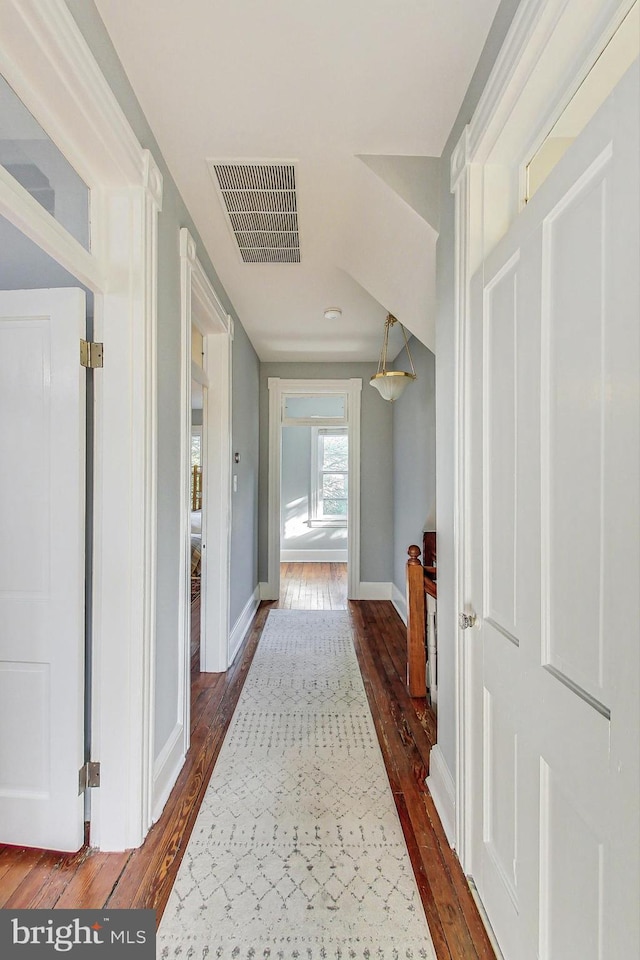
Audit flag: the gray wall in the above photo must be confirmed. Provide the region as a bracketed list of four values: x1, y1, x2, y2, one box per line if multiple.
[259, 363, 393, 584]
[434, 0, 523, 777]
[392, 338, 436, 596]
[65, 1, 261, 762]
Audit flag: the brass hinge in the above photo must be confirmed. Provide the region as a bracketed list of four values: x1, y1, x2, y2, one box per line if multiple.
[80, 339, 104, 369]
[79, 761, 101, 794]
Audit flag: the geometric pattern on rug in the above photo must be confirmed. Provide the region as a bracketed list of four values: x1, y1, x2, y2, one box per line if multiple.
[158, 610, 436, 959]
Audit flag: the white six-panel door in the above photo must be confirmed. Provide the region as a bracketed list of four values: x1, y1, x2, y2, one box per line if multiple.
[467, 62, 639, 959]
[0, 288, 86, 852]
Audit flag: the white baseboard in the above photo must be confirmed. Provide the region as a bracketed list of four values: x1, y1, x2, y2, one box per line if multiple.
[426, 744, 456, 848]
[259, 581, 276, 600]
[392, 582, 407, 624]
[151, 722, 186, 824]
[280, 549, 348, 562]
[358, 581, 393, 600]
[229, 585, 260, 664]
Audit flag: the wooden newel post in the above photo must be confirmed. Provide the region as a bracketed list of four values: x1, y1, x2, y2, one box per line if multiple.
[406, 545, 427, 697]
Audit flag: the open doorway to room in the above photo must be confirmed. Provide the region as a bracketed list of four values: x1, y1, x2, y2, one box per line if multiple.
[179, 228, 232, 763]
[280, 398, 348, 608]
[189, 370, 205, 673]
[267, 378, 361, 605]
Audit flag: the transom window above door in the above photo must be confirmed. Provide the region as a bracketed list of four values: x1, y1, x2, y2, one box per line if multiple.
[283, 393, 346, 424]
[0, 74, 90, 250]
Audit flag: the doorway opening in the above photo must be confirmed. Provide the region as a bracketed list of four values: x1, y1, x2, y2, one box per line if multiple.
[280, 397, 349, 608]
[267, 378, 361, 603]
[190, 372, 205, 673]
[178, 229, 233, 782]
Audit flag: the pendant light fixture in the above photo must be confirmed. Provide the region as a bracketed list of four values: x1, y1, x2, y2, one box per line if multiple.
[370, 313, 416, 401]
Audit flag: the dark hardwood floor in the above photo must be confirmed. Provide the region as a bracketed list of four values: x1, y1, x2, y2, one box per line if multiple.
[279, 560, 347, 608]
[0, 564, 495, 960]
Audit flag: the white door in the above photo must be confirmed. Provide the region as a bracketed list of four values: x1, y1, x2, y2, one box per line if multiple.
[466, 62, 639, 959]
[0, 288, 87, 852]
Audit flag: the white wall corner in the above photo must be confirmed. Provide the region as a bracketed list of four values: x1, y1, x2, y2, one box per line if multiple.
[392, 582, 408, 624]
[358, 582, 393, 601]
[229, 586, 260, 663]
[426, 744, 457, 849]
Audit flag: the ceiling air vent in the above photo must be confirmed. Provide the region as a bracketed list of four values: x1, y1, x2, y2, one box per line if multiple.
[210, 162, 300, 263]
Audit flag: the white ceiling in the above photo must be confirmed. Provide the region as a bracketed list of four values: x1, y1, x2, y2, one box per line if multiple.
[95, 0, 501, 360]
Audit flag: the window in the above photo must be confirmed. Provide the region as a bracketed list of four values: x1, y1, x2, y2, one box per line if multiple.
[311, 428, 348, 525]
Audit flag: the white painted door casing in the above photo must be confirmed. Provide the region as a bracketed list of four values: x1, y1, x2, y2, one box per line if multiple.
[467, 62, 639, 959]
[0, 288, 87, 852]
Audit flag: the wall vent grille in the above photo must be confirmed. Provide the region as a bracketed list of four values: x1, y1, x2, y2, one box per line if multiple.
[211, 162, 300, 263]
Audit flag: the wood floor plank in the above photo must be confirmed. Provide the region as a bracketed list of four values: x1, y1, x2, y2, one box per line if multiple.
[55, 852, 131, 910]
[0, 847, 52, 908]
[3, 850, 67, 909]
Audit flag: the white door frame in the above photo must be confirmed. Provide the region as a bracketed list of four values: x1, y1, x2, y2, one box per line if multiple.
[266, 378, 362, 601]
[449, 0, 636, 872]
[0, 0, 162, 849]
[179, 229, 233, 684]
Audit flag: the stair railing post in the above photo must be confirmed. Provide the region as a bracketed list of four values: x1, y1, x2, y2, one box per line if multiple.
[406, 545, 427, 697]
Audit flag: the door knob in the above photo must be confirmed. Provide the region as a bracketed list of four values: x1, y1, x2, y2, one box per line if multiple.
[459, 612, 477, 630]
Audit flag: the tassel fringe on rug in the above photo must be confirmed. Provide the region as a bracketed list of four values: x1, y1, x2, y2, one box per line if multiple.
[158, 610, 436, 959]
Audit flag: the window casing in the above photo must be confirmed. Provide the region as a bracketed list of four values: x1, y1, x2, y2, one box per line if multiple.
[310, 427, 348, 526]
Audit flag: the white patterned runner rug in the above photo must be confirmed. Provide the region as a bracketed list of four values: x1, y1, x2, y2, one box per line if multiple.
[158, 609, 436, 959]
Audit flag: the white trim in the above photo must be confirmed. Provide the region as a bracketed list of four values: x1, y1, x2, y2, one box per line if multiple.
[468, 881, 507, 960]
[179, 228, 233, 688]
[392, 582, 408, 625]
[228, 587, 260, 665]
[426, 745, 456, 849]
[449, 0, 632, 884]
[310, 425, 349, 524]
[267, 379, 362, 601]
[151, 722, 185, 825]
[0, 0, 162, 850]
[358, 582, 393, 601]
[259, 582, 272, 601]
[280, 549, 348, 563]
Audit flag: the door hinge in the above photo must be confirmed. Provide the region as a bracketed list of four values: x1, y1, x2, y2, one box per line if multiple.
[79, 761, 101, 794]
[80, 339, 104, 369]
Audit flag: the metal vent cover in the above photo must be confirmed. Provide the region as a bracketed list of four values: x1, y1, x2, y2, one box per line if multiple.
[210, 162, 300, 263]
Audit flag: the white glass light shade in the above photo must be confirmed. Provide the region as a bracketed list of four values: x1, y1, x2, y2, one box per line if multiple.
[369, 371, 415, 402]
